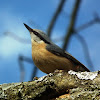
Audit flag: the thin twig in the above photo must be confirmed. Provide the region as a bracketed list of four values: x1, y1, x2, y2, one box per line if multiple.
[18, 56, 25, 82]
[74, 33, 94, 71]
[29, 20, 46, 31]
[31, 66, 38, 81]
[20, 55, 38, 80]
[62, 0, 81, 50]
[4, 31, 31, 44]
[75, 14, 100, 32]
[47, 0, 66, 37]
[18, 55, 35, 82]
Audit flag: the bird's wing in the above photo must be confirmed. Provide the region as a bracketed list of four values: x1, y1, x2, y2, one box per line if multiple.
[46, 44, 90, 72]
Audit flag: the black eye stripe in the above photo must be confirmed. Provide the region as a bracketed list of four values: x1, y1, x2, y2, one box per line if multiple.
[32, 30, 38, 35]
[32, 30, 50, 44]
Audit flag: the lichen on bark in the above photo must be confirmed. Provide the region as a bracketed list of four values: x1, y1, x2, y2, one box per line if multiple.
[0, 70, 100, 100]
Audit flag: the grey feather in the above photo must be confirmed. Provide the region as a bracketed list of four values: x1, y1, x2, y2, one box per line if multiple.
[46, 43, 90, 72]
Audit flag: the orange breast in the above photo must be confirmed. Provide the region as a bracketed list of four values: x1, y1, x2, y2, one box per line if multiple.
[31, 41, 76, 73]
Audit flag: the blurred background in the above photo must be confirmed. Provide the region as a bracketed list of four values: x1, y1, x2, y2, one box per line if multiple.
[0, 0, 100, 84]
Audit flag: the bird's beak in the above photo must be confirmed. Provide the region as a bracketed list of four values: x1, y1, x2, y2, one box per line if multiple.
[24, 23, 33, 32]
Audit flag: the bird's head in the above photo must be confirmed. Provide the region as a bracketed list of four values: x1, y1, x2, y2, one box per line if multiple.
[24, 23, 51, 44]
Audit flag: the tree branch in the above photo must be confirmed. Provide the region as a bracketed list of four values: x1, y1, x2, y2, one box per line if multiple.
[18, 55, 37, 82]
[75, 13, 100, 32]
[47, 0, 66, 37]
[62, 0, 81, 50]
[1, 71, 100, 100]
[4, 31, 30, 44]
[74, 33, 94, 70]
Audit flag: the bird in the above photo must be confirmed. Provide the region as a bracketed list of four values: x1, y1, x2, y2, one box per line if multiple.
[24, 23, 90, 74]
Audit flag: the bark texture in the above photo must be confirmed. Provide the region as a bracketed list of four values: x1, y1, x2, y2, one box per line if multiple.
[0, 70, 100, 100]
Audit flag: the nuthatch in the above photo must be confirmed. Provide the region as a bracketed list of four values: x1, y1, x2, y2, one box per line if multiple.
[24, 23, 90, 73]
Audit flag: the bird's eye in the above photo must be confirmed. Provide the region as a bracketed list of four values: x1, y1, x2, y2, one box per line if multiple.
[33, 31, 38, 35]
